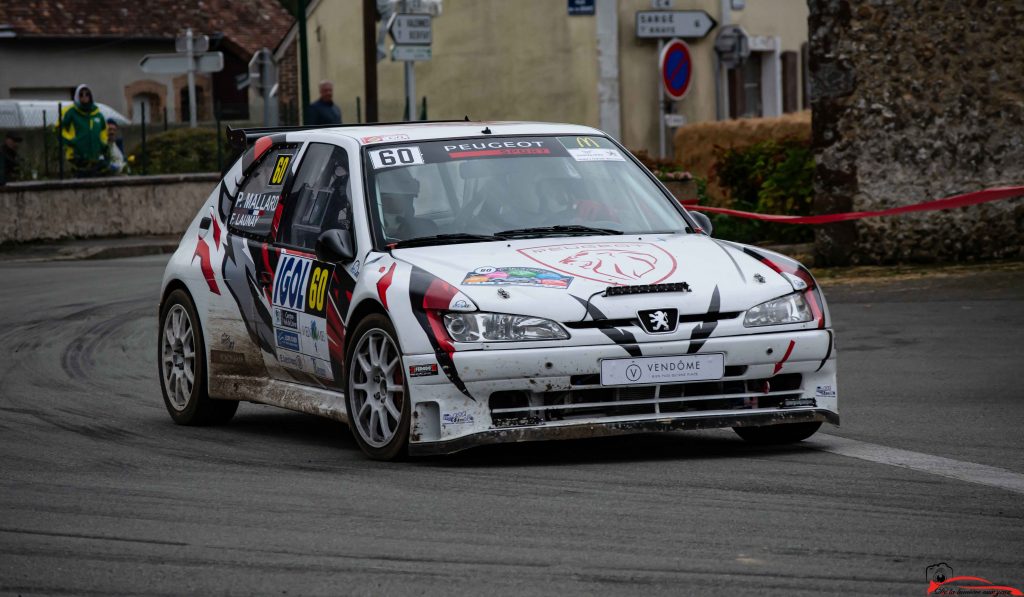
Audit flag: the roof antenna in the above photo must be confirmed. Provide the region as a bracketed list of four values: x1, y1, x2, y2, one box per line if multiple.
[481, 126, 492, 135]
[464, 115, 470, 121]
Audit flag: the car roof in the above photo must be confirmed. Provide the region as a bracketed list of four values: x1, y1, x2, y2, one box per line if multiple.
[299, 121, 608, 145]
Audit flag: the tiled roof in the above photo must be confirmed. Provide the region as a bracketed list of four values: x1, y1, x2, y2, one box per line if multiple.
[0, 0, 294, 54]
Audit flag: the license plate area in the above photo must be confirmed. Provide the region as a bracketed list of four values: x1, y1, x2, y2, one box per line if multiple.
[600, 353, 725, 386]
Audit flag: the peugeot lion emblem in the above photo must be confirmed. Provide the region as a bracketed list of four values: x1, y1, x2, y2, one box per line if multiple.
[637, 308, 679, 334]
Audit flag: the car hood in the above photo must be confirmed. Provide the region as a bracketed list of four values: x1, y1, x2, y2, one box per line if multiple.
[392, 234, 799, 322]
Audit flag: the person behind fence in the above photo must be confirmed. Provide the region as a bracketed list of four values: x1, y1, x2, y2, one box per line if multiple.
[307, 80, 342, 125]
[59, 84, 109, 177]
[1, 132, 23, 185]
[106, 118, 126, 174]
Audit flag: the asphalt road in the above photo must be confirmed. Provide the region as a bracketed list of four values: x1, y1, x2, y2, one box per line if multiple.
[1, 255, 1022, 596]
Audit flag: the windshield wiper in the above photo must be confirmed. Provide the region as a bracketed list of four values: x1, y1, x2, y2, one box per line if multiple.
[495, 225, 623, 238]
[388, 233, 501, 249]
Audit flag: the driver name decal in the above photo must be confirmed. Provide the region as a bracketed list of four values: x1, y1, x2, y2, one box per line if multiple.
[518, 242, 678, 286]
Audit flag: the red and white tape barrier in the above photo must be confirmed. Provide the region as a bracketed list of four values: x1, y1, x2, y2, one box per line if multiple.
[687, 186, 1024, 224]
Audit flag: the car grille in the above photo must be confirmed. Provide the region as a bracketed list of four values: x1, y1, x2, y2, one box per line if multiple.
[488, 374, 810, 428]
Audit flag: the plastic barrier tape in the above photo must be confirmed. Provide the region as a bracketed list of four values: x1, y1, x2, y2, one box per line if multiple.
[688, 186, 1024, 224]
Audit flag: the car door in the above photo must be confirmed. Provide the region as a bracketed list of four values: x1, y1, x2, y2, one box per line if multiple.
[262, 142, 356, 390]
[221, 142, 300, 376]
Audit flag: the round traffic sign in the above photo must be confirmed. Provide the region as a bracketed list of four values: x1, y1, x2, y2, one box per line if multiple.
[660, 39, 693, 101]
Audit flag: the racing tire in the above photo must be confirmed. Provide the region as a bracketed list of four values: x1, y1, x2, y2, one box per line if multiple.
[158, 289, 238, 426]
[733, 422, 822, 444]
[345, 314, 411, 461]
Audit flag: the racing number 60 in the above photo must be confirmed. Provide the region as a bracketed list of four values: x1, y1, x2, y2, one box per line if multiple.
[307, 267, 328, 313]
[370, 146, 424, 169]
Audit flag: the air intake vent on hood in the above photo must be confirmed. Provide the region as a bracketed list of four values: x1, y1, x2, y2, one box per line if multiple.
[604, 282, 691, 297]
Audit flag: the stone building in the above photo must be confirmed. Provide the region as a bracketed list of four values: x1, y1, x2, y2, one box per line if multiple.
[282, 0, 810, 154]
[809, 0, 1024, 264]
[0, 0, 293, 123]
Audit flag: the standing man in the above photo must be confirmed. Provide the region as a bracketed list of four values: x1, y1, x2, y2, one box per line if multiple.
[307, 80, 342, 125]
[1, 132, 23, 185]
[59, 84, 109, 177]
[106, 118, 126, 174]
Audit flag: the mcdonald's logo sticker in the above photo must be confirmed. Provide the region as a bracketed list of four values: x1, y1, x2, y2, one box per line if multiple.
[576, 137, 601, 148]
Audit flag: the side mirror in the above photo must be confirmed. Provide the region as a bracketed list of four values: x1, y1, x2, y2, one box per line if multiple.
[316, 228, 355, 262]
[690, 211, 713, 236]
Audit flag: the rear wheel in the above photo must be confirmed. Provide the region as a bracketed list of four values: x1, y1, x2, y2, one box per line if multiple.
[159, 289, 238, 425]
[345, 314, 410, 461]
[733, 422, 821, 444]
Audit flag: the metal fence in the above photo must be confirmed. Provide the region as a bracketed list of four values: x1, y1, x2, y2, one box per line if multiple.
[2, 96, 428, 185]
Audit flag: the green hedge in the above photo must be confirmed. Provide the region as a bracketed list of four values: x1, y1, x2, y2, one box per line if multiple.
[707, 138, 814, 245]
[127, 128, 232, 175]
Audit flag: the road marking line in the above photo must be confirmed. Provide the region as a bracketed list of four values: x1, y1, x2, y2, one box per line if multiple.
[810, 434, 1024, 495]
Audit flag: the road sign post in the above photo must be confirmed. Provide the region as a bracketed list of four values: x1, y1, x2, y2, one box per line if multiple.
[636, 10, 716, 39]
[656, 39, 693, 158]
[139, 28, 224, 127]
[388, 11, 433, 122]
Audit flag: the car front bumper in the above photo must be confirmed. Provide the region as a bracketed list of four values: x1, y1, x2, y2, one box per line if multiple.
[405, 328, 838, 455]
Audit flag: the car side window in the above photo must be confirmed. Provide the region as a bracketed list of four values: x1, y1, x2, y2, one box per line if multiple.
[278, 143, 352, 252]
[229, 145, 297, 239]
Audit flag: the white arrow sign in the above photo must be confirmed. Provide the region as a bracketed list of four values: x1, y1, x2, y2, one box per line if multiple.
[140, 52, 224, 74]
[636, 10, 717, 39]
[389, 14, 432, 45]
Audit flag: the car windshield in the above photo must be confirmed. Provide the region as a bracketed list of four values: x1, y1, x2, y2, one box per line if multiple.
[362, 135, 690, 246]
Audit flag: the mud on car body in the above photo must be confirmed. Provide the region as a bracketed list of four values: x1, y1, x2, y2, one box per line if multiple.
[158, 120, 838, 460]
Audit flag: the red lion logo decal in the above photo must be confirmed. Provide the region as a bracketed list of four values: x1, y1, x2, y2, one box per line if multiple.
[559, 249, 658, 283]
[518, 242, 677, 286]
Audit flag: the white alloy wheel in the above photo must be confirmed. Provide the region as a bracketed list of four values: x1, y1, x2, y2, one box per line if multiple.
[162, 304, 196, 412]
[349, 329, 405, 448]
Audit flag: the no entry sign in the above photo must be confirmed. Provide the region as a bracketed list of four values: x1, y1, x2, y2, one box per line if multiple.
[660, 39, 693, 100]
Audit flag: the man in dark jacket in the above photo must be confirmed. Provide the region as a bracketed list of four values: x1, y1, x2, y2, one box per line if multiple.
[307, 80, 342, 125]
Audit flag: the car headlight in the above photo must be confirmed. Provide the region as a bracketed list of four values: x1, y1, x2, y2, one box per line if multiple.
[443, 312, 569, 342]
[743, 292, 813, 327]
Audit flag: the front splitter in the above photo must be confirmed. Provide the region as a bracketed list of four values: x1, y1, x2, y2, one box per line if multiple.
[408, 408, 839, 456]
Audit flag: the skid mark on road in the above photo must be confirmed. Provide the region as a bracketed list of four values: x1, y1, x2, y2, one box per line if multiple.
[810, 434, 1024, 495]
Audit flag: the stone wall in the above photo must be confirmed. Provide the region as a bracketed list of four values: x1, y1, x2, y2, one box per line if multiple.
[0, 174, 218, 243]
[809, 0, 1024, 265]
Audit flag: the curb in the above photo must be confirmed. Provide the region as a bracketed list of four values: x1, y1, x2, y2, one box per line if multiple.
[0, 240, 179, 263]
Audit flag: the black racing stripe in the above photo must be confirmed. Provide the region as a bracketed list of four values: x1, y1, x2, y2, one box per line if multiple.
[571, 294, 607, 320]
[687, 285, 721, 354]
[217, 180, 236, 222]
[601, 328, 642, 357]
[571, 296, 641, 356]
[817, 329, 834, 372]
[244, 268, 276, 353]
[408, 266, 473, 400]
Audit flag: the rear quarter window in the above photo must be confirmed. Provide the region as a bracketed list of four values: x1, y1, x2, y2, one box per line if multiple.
[229, 145, 297, 238]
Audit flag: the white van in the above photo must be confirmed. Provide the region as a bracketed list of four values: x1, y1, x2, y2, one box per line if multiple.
[0, 100, 130, 129]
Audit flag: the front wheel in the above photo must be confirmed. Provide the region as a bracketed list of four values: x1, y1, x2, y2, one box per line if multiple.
[733, 421, 821, 444]
[345, 314, 411, 461]
[159, 289, 238, 425]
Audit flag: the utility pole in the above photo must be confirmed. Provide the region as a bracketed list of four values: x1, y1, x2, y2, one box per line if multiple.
[185, 28, 198, 127]
[363, 0, 379, 122]
[297, 0, 311, 124]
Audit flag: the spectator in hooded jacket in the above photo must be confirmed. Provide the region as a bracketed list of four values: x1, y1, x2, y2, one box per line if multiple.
[59, 84, 109, 177]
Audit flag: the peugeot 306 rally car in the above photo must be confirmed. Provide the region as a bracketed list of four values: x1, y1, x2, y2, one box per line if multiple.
[158, 120, 838, 460]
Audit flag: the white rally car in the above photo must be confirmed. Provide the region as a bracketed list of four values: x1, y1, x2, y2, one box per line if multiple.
[158, 121, 838, 460]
